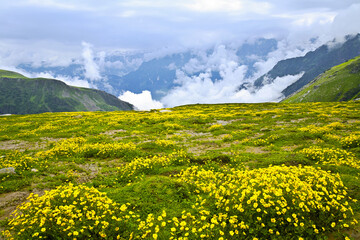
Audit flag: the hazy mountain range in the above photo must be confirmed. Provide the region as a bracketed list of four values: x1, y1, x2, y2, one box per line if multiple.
[5, 33, 360, 110]
[17, 38, 278, 100]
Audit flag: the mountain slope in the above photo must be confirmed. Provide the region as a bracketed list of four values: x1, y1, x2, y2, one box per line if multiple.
[254, 34, 360, 97]
[0, 70, 133, 114]
[283, 55, 360, 103]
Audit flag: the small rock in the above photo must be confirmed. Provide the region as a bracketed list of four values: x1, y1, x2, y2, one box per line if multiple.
[0, 167, 16, 174]
[31, 168, 38, 172]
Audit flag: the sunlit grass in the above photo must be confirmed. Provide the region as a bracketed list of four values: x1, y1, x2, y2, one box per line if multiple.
[1, 101, 360, 239]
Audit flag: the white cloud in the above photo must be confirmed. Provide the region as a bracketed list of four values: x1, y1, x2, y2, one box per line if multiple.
[20, 0, 102, 11]
[119, 10, 137, 18]
[119, 90, 164, 110]
[274, 11, 336, 27]
[81, 42, 101, 81]
[162, 56, 249, 107]
[234, 72, 304, 102]
[0, 39, 79, 67]
[331, 4, 360, 39]
[183, 0, 271, 14]
[161, 68, 304, 107]
[1, 0, 359, 56]
[160, 40, 314, 107]
[26, 0, 79, 10]
[181, 45, 239, 75]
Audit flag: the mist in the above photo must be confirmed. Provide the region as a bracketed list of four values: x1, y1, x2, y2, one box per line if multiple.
[119, 91, 164, 111]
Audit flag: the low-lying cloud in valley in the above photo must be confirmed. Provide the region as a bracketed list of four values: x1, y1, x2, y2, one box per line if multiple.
[119, 91, 164, 110]
[160, 43, 308, 107]
[81, 42, 101, 81]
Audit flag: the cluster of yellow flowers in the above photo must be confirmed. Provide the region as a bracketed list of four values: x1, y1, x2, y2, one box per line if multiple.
[172, 165, 357, 239]
[300, 147, 359, 169]
[2, 183, 136, 240]
[162, 122, 183, 130]
[136, 210, 171, 239]
[3, 164, 357, 240]
[341, 133, 360, 148]
[251, 109, 285, 117]
[253, 135, 279, 146]
[221, 134, 233, 142]
[14, 129, 38, 138]
[209, 124, 223, 131]
[154, 139, 176, 148]
[35, 123, 58, 132]
[117, 155, 171, 182]
[323, 133, 342, 141]
[299, 122, 346, 135]
[0, 151, 43, 174]
[117, 150, 190, 182]
[36, 137, 137, 159]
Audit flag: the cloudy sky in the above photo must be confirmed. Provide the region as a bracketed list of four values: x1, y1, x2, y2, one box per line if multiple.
[1, 0, 359, 57]
[1, 0, 360, 109]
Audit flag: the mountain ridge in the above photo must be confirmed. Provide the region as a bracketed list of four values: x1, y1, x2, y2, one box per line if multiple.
[254, 34, 360, 97]
[0, 70, 134, 114]
[283, 55, 360, 103]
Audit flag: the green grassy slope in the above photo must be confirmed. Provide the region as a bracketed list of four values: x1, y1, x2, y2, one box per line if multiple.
[0, 102, 360, 239]
[0, 70, 133, 114]
[0, 70, 27, 79]
[283, 55, 360, 103]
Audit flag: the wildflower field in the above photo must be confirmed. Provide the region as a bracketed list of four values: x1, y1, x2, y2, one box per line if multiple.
[0, 101, 360, 239]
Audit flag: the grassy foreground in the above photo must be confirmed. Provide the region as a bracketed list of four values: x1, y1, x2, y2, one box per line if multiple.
[0, 102, 360, 239]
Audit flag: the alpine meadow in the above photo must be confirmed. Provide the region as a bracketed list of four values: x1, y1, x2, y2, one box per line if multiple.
[2, 1, 360, 240]
[1, 101, 360, 239]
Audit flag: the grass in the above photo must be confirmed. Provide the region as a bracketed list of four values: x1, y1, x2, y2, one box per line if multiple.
[0, 101, 360, 239]
[0, 70, 27, 79]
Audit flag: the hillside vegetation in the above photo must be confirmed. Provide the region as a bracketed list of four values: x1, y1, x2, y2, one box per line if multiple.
[1, 102, 360, 239]
[255, 34, 360, 97]
[0, 70, 133, 114]
[284, 55, 360, 103]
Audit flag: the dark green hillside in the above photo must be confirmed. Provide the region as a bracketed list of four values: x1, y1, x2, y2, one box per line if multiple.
[0, 70, 133, 114]
[283, 55, 360, 103]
